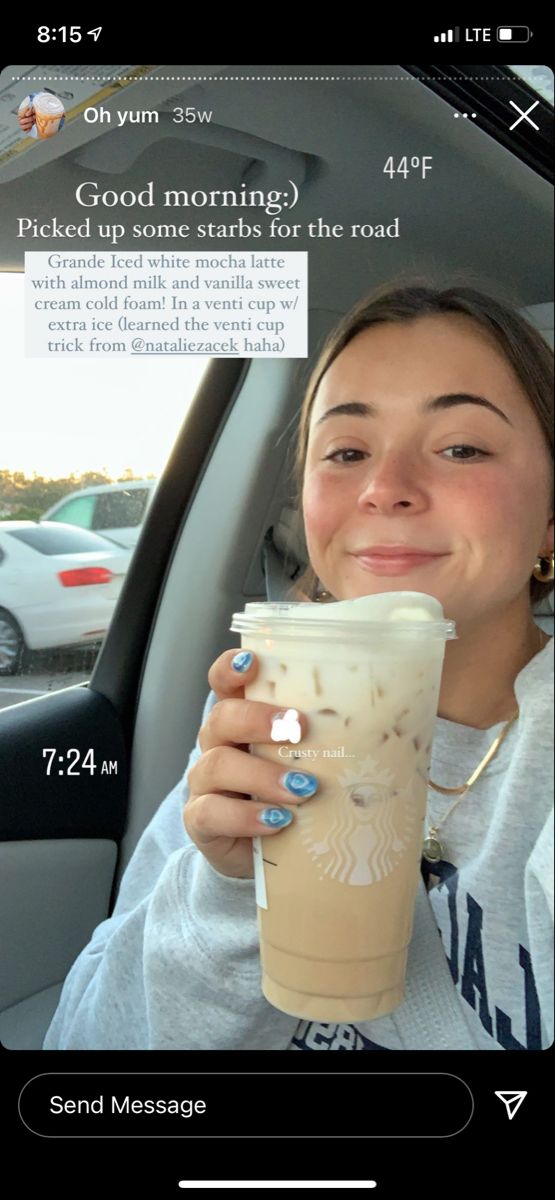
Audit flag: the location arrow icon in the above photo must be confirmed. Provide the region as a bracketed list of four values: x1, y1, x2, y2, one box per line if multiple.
[495, 1091, 527, 1120]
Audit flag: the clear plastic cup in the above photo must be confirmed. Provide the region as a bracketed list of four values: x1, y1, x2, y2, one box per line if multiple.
[230, 591, 456, 1022]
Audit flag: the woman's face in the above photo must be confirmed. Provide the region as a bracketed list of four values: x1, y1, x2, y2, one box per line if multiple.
[302, 314, 553, 627]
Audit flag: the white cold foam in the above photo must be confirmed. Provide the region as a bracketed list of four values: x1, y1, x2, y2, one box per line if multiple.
[19, 92, 64, 115]
[385, 606, 437, 622]
[37, 94, 64, 115]
[306, 592, 442, 622]
[245, 592, 443, 623]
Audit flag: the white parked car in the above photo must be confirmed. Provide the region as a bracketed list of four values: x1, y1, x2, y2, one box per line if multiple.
[0, 521, 131, 674]
[41, 480, 157, 549]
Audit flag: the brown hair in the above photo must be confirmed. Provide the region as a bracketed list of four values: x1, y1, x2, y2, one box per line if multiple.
[291, 280, 554, 607]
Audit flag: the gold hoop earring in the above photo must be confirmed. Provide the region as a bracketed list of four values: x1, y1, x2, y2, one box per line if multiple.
[532, 553, 555, 583]
[313, 579, 334, 602]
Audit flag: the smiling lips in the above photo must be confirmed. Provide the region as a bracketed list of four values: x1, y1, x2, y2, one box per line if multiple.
[351, 546, 448, 576]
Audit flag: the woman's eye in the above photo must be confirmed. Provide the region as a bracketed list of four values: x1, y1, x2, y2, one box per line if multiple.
[322, 448, 368, 465]
[440, 444, 490, 461]
[320, 445, 490, 465]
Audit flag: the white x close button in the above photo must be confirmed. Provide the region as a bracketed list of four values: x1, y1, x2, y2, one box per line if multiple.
[509, 99, 540, 131]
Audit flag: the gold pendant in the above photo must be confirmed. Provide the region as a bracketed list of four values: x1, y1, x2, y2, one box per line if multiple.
[422, 832, 443, 863]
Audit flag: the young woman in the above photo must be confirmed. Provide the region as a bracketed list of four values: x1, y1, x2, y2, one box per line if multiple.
[43, 283, 553, 1051]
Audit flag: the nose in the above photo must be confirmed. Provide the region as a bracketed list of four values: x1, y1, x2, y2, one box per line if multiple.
[356, 449, 429, 515]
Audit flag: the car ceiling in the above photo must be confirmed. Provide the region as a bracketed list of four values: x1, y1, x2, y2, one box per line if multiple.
[1, 64, 552, 310]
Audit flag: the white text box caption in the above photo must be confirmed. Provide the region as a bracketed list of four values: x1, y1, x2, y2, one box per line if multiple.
[25, 250, 308, 358]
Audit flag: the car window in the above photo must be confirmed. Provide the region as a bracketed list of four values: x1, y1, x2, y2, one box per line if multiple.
[5, 526, 120, 555]
[48, 495, 96, 529]
[0, 271, 209, 706]
[93, 490, 149, 531]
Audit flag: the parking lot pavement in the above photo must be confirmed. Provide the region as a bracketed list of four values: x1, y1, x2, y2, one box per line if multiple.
[0, 649, 99, 710]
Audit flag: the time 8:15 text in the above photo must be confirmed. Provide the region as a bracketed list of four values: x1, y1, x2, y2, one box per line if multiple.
[42, 749, 118, 775]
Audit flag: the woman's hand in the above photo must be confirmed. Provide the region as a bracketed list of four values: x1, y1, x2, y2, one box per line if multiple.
[18, 106, 35, 133]
[184, 650, 314, 879]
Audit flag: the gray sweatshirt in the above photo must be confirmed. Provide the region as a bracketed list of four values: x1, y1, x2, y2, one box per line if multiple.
[43, 640, 553, 1051]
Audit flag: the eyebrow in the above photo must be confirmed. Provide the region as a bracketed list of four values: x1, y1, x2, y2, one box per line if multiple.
[315, 393, 513, 427]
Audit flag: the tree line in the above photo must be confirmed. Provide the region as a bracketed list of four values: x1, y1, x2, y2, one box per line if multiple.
[0, 468, 155, 522]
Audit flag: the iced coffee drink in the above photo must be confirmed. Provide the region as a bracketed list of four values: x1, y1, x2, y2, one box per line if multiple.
[34, 93, 65, 138]
[19, 93, 65, 139]
[230, 592, 455, 1022]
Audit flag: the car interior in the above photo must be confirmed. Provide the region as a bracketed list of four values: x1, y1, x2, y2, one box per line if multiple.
[0, 63, 553, 1049]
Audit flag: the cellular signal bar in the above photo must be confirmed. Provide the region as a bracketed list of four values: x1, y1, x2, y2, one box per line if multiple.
[433, 28, 460, 42]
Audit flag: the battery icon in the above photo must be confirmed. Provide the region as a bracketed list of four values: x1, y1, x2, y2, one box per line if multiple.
[497, 26, 531, 41]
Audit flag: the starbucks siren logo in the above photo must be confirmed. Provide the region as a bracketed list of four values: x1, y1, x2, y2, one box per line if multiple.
[297, 754, 417, 885]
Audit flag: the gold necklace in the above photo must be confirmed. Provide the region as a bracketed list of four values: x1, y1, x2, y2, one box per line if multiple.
[422, 710, 519, 863]
[423, 624, 547, 864]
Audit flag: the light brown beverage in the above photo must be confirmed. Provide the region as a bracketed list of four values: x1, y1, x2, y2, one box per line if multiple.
[230, 592, 455, 1022]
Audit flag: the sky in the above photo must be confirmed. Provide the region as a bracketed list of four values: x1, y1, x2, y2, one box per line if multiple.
[0, 274, 209, 479]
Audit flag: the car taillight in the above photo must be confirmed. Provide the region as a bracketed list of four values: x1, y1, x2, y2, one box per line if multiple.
[58, 567, 114, 587]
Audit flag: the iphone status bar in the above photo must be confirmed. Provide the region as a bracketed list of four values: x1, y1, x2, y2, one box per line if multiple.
[2, 22, 553, 64]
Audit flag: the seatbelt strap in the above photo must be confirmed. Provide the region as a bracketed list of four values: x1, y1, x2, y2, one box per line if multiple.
[261, 526, 302, 601]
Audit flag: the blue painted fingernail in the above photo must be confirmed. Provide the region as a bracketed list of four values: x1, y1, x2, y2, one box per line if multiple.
[231, 650, 253, 672]
[258, 807, 293, 829]
[280, 771, 318, 798]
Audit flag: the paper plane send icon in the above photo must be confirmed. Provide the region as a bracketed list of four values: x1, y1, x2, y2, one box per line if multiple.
[495, 1091, 528, 1120]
